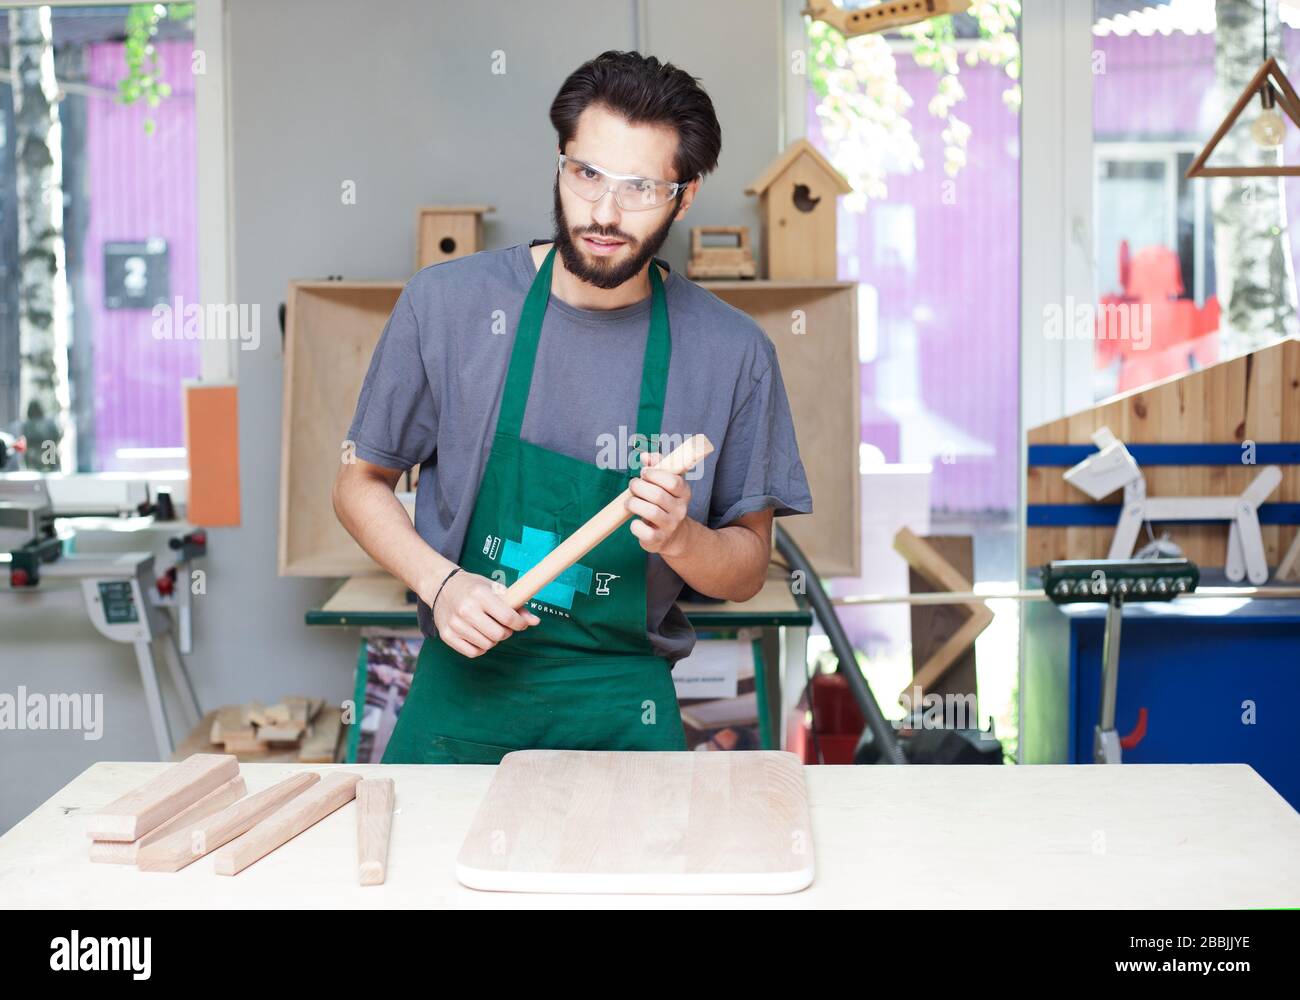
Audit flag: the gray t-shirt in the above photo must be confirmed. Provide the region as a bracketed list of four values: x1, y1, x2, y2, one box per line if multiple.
[346, 240, 813, 665]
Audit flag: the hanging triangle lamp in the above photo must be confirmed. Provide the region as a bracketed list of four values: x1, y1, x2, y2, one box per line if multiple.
[1186, 56, 1300, 178]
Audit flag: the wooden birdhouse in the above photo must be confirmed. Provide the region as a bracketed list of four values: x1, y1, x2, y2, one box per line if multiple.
[745, 139, 851, 280]
[415, 205, 493, 271]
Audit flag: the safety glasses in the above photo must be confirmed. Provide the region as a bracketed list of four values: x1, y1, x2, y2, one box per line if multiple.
[557, 154, 686, 211]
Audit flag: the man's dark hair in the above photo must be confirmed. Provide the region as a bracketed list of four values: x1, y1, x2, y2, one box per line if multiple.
[549, 50, 722, 184]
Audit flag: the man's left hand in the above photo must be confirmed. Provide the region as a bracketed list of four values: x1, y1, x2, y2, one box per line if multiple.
[627, 452, 693, 557]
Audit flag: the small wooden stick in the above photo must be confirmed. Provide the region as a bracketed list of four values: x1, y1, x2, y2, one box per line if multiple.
[90, 775, 247, 865]
[136, 771, 319, 872]
[502, 433, 714, 609]
[213, 772, 362, 876]
[356, 778, 395, 886]
[85, 753, 239, 842]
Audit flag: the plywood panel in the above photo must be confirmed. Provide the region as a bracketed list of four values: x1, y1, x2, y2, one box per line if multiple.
[707, 281, 860, 577]
[1026, 339, 1300, 570]
[280, 281, 408, 577]
[456, 750, 814, 894]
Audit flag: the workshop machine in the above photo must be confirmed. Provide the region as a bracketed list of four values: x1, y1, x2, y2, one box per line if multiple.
[1042, 557, 1200, 764]
[1, 475, 208, 758]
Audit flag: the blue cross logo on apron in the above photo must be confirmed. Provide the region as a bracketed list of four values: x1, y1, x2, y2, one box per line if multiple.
[501, 525, 594, 610]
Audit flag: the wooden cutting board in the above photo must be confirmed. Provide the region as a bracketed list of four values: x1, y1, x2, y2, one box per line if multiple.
[455, 750, 815, 894]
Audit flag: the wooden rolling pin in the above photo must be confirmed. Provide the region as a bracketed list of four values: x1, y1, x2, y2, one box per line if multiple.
[357, 778, 396, 886]
[502, 433, 714, 609]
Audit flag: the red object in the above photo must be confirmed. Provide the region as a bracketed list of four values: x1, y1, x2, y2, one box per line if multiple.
[156, 568, 176, 597]
[1120, 707, 1149, 750]
[10, 568, 30, 587]
[1096, 244, 1219, 391]
[786, 673, 865, 765]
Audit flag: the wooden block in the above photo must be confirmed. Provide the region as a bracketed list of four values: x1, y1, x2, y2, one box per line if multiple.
[184, 381, 241, 527]
[222, 730, 270, 754]
[257, 721, 306, 742]
[298, 707, 343, 764]
[136, 772, 320, 872]
[89, 775, 247, 865]
[243, 701, 268, 727]
[209, 705, 243, 745]
[213, 772, 362, 876]
[357, 778, 396, 886]
[85, 754, 239, 842]
[265, 703, 292, 724]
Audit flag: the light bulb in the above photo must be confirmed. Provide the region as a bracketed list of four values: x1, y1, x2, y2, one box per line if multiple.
[1251, 107, 1286, 148]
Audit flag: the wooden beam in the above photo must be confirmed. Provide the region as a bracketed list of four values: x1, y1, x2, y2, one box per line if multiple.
[904, 605, 995, 704]
[892, 528, 993, 703]
[357, 778, 396, 886]
[136, 772, 319, 872]
[85, 754, 239, 842]
[213, 772, 362, 876]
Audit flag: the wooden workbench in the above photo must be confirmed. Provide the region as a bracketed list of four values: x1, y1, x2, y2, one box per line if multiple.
[2, 761, 1297, 908]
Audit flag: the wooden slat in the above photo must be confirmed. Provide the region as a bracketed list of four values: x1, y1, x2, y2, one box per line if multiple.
[136, 772, 319, 872]
[89, 776, 246, 865]
[84, 754, 239, 842]
[213, 773, 362, 876]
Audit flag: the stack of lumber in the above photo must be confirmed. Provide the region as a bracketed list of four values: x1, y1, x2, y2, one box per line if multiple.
[175, 696, 342, 764]
[84, 754, 395, 885]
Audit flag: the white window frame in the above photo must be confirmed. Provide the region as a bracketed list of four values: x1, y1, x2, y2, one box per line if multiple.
[1095, 140, 1209, 306]
[0, 0, 234, 499]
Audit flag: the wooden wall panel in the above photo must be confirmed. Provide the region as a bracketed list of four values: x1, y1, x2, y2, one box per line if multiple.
[1026, 338, 1300, 571]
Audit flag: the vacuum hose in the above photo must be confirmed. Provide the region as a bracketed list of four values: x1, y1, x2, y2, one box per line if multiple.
[774, 523, 907, 765]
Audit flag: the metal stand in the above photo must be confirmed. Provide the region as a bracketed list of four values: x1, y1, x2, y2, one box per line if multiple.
[1094, 595, 1125, 765]
[39, 552, 204, 760]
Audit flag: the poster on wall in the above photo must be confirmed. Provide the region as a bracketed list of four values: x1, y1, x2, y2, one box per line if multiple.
[103, 238, 169, 309]
[346, 634, 422, 764]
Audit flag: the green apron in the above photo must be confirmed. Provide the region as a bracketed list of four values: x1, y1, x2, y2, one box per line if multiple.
[382, 245, 688, 764]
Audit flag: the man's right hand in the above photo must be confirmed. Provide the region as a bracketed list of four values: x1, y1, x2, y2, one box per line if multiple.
[428, 570, 541, 658]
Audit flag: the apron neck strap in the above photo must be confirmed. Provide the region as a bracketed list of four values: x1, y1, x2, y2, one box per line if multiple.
[497, 244, 671, 450]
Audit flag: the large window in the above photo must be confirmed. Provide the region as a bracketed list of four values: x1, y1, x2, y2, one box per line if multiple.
[1092, 0, 1300, 399]
[1, 4, 198, 474]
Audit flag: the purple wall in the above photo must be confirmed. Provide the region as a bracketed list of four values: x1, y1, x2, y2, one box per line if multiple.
[84, 39, 198, 471]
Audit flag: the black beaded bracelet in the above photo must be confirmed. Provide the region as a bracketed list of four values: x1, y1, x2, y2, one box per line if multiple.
[431, 567, 461, 616]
